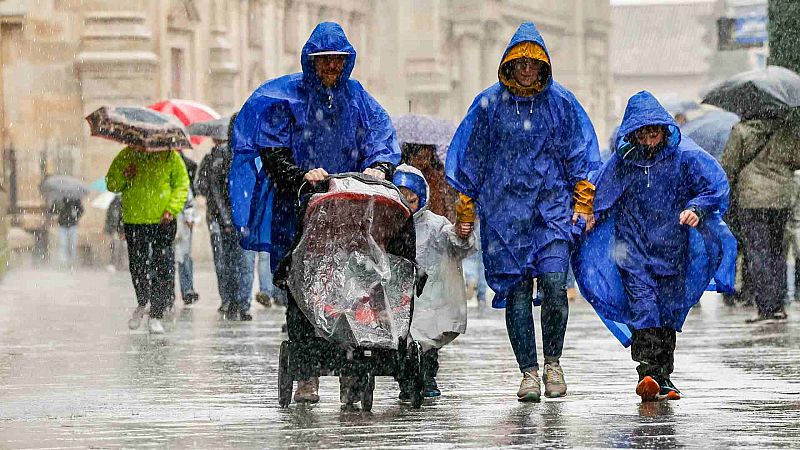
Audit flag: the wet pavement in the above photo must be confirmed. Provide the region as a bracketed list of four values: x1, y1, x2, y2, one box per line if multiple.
[1, 267, 800, 448]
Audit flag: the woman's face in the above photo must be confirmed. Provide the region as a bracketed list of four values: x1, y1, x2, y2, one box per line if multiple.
[511, 58, 544, 87]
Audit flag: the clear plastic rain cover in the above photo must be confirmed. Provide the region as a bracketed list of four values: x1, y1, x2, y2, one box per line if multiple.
[288, 175, 416, 350]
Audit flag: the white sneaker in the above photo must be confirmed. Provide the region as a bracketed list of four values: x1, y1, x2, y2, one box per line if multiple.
[148, 318, 165, 334]
[128, 305, 147, 330]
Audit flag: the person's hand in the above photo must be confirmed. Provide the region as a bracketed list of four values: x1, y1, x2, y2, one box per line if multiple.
[123, 164, 137, 179]
[679, 209, 700, 227]
[572, 211, 596, 232]
[119, 232, 125, 241]
[186, 220, 194, 229]
[160, 210, 175, 224]
[223, 226, 233, 234]
[304, 168, 329, 184]
[363, 168, 385, 180]
[456, 222, 474, 239]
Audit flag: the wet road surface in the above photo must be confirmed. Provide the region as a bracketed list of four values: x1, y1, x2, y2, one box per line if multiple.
[1, 267, 799, 448]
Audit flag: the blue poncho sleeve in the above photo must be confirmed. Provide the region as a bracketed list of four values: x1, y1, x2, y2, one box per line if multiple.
[558, 90, 602, 184]
[353, 84, 402, 169]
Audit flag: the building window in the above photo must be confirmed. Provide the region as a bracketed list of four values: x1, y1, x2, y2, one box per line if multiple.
[171, 48, 184, 99]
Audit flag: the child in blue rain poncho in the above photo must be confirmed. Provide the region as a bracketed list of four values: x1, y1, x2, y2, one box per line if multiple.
[393, 165, 476, 400]
[574, 91, 735, 402]
[229, 22, 401, 405]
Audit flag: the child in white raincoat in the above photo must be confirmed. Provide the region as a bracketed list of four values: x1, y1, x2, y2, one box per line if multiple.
[393, 164, 476, 399]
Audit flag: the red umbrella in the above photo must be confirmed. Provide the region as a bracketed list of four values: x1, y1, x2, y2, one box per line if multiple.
[148, 99, 221, 145]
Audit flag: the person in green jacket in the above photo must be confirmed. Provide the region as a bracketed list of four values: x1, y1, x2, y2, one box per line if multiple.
[106, 146, 189, 334]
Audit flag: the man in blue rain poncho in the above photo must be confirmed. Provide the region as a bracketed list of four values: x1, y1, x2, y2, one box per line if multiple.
[229, 22, 400, 404]
[446, 22, 600, 402]
[574, 91, 735, 402]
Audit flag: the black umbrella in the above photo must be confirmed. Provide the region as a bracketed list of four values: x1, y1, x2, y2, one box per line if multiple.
[186, 116, 232, 141]
[85, 106, 192, 151]
[702, 65, 800, 120]
[41, 175, 89, 201]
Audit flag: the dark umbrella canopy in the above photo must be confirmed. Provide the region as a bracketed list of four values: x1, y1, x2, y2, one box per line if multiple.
[187, 116, 232, 141]
[392, 114, 457, 163]
[41, 175, 89, 201]
[85, 106, 192, 151]
[702, 65, 800, 120]
[683, 109, 740, 160]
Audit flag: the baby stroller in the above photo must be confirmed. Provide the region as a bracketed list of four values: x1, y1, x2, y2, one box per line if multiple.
[278, 173, 428, 410]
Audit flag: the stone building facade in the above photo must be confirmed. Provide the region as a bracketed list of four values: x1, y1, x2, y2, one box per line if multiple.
[0, 0, 612, 263]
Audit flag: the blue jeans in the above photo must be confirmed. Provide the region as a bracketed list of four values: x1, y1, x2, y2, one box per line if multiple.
[57, 226, 78, 266]
[505, 273, 569, 372]
[210, 224, 254, 312]
[177, 257, 194, 300]
[249, 251, 287, 305]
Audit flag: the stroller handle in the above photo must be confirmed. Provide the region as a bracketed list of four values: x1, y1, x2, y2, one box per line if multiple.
[296, 171, 407, 208]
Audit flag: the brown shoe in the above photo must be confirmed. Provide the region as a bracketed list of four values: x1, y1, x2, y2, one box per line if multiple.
[293, 377, 320, 404]
[543, 361, 567, 397]
[255, 292, 272, 308]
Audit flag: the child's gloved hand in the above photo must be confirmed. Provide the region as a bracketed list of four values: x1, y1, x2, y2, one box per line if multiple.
[455, 222, 474, 239]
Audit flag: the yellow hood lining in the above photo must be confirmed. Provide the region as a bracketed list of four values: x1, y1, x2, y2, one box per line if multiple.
[498, 42, 551, 97]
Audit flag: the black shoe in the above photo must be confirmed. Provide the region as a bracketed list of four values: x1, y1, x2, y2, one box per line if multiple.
[225, 304, 239, 321]
[183, 292, 199, 305]
[423, 378, 441, 398]
[398, 384, 412, 402]
[659, 378, 681, 400]
[240, 312, 253, 321]
[747, 310, 789, 323]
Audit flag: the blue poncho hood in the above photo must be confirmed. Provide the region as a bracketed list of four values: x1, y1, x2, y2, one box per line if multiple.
[573, 91, 736, 346]
[228, 22, 400, 268]
[445, 22, 600, 308]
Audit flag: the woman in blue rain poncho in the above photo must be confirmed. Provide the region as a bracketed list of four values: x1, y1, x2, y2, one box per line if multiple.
[446, 22, 600, 402]
[229, 22, 401, 404]
[573, 91, 735, 402]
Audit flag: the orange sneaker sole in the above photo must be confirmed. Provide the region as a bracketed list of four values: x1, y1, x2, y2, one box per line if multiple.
[666, 390, 681, 400]
[636, 376, 660, 402]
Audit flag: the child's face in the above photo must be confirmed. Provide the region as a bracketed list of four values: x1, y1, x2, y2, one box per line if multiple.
[399, 187, 420, 212]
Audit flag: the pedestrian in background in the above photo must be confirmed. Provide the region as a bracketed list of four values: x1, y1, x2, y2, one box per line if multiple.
[103, 194, 127, 272]
[195, 123, 255, 321]
[721, 111, 800, 322]
[106, 146, 189, 334]
[51, 196, 84, 268]
[174, 189, 201, 308]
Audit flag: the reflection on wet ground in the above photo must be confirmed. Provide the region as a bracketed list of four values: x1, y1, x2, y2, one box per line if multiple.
[1, 268, 799, 448]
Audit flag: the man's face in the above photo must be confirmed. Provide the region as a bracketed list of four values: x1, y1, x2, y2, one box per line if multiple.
[634, 125, 665, 148]
[399, 187, 420, 212]
[313, 55, 346, 87]
[511, 58, 544, 87]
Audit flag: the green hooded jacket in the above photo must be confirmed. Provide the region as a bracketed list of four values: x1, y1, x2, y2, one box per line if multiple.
[106, 147, 190, 224]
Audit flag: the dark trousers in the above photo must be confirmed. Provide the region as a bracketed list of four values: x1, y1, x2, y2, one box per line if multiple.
[209, 225, 254, 311]
[505, 273, 569, 372]
[631, 327, 676, 381]
[124, 222, 177, 320]
[286, 291, 330, 380]
[738, 208, 789, 315]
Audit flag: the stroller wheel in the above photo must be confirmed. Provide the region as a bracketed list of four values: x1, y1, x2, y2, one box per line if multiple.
[408, 341, 424, 409]
[278, 341, 293, 408]
[361, 374, 375, 412]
